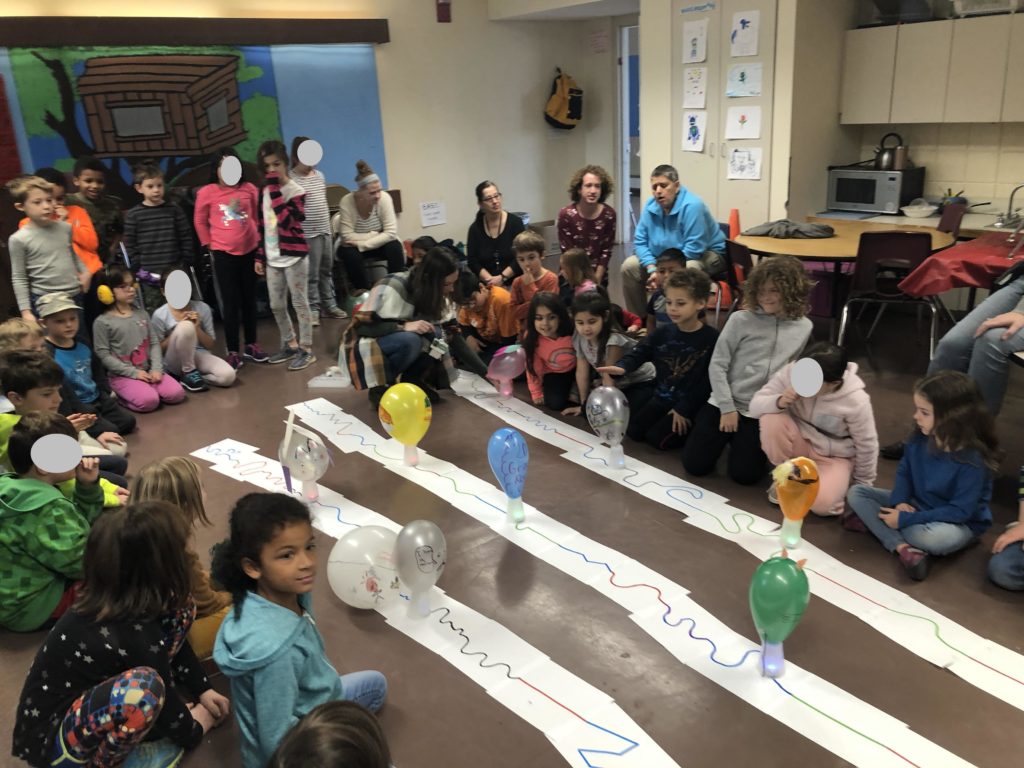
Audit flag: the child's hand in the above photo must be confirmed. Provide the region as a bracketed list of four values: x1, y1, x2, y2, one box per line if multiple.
[486, 275, 504, 287]
[188, 702, 218, 734]
[184, 310, 199, 324]
[67, 413, 96, 431]
[97, 432, 125, 449]
[893, 502, 915, 513]
[645, 271, 658, 293]
[992, 523, 1024, 554]
[115, 487, 130, 505]
[254, 261, 266, 276]
[596, 365, 625, 377]
[78, 272, 92, 293]
[719, 411, 739, 433]
[776, 387, 799, 409]
[403, 319, 434, 335]
[136, 370, 153, 383]
[600, 372, 614, 387]
[562, 405, 582, 417]
[150, 371, 163, 384]
[198, 689, 231, 724]
[628, 322, 642, 333]
[465, 336, 482, 353]
[76, 457, 99, 485]
[20, 309, 38, 325]
[54, 204, 68, 222]
[670, 410, 690, 435]
[879, 507, 903, 529]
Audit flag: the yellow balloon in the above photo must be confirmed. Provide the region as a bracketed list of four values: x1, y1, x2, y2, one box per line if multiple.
[378, 383, 432, 446]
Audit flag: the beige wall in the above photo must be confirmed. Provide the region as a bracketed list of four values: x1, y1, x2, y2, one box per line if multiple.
[783, 0, 861, 221]
[857, 123, 1024, 209]
[1, 1, 619, 242]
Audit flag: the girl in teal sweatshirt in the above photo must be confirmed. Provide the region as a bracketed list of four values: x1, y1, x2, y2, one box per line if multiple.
[212, 493, 387, 768]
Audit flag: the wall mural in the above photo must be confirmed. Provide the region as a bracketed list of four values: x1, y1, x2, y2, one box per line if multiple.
[0, 44, 387, 196]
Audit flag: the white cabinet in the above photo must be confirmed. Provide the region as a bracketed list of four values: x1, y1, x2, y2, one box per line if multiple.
[891, 20, 952, 123]
[944, 15, 1012, 122]
[1002, 15, 1024, 122]
[839, 26, 897, 124]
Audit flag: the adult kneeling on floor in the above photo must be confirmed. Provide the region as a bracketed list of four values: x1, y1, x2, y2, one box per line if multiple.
[620, 164, 726, 317]
[343, 246, 461, 406]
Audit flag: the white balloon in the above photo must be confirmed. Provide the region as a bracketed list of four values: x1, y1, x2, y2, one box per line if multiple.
[296, 139, 324, 167]
[327, 526, 402, 610]
[164, 270, 192, 310]
[219, 155, 242, 186]
[31, 434, 83, 474]
[791, 358, 824, 398]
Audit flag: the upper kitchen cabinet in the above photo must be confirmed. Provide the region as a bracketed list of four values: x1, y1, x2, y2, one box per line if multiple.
[944, 15, 1012, 122]
[1003, 15, 1024, 122]
[839, 26, 897, 124]
[891, 20, 952, 123]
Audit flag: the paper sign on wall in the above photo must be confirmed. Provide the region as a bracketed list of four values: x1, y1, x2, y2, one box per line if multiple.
[682, 111, 707, 152]
[682, 67, 707, 108]
[726, 62, 762, 97]
[725, 105, 761, 140]
[682, 19, 708, 63]
[727, 147, 762, 180]
[419, 201, 447, 228]
[730, 11, 759, 57]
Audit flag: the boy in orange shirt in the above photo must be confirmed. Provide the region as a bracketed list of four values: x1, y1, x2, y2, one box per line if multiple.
[456, 272, 518, 368]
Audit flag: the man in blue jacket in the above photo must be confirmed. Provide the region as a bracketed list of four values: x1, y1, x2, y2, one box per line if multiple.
[620, 164, 726, 316]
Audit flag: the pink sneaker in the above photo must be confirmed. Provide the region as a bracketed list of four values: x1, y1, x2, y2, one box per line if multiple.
[226, 351, 244, 370]
[840, 510, 866, 533]
[244, 343, 269, 363]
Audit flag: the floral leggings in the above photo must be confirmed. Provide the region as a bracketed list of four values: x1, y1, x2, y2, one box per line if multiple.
[49, 604, 193, 767]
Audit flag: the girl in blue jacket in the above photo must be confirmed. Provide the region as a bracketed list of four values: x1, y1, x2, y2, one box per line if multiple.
[212, 493, 387, 768]
[846, 371, 1000, 581]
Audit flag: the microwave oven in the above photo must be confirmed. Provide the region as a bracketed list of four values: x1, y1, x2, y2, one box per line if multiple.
[826, 167, 925, 214]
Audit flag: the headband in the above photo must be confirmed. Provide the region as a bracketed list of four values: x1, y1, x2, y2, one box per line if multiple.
[357, 173, 380, 188]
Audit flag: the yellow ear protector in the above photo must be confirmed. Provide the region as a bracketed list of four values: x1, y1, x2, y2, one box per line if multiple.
[97, 285, 115, 305]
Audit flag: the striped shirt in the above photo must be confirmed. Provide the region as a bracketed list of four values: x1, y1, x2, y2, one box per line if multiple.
[123, 201, 194, 273]
[291, 169, 331, 236]
[353, 209, 382, 234]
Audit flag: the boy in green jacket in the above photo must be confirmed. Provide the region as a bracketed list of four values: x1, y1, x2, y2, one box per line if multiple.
[0, 411, 104, 631]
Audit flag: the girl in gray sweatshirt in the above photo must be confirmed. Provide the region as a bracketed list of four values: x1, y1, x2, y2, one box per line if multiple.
[682, 256, 812, 485]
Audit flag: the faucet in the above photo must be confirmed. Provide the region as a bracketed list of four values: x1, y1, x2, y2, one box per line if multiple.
[997, 184, 1024, 228]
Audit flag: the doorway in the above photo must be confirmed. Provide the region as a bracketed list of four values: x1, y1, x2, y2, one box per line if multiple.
[618, 24, 640, 246]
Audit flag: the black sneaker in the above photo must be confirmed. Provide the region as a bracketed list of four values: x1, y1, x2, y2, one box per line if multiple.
[267, 347, 299, 365]
[181, 369, 208, 392]
[880, 440, 905, 461]
[368, 386, 388, 409]
[288, 349, 316, 371]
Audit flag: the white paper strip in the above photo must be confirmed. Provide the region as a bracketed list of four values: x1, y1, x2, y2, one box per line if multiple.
[292, 399, 975, 768]
[449, 373, 1024, 713]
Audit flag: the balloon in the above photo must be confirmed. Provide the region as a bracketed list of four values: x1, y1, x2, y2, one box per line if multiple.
[791, 358, 824, 398]
[395, 520, 447, 617]
[327, 526, 402, 610]
[379, 383, 432, 465]
[345, 290, 370, 314]
[772, 457, 820, 548]
[749, 554, 810, 678]
[487, 344, 526, 397]
[586, 386, 629, 469]
[488, 428, 529, 524]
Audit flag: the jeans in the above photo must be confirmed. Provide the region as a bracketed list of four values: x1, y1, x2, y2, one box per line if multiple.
[928, 276, 1024, 415]
[847, 485, 975, 555]
[339, 670, 387, 713]
[988, 542, 1024, 590]
[377, 331, 425, 384]
[306, 233, 339, 313]
[266, 259, 313, 348]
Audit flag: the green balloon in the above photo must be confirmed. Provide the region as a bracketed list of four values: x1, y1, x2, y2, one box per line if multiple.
[749, 556, 810, 644]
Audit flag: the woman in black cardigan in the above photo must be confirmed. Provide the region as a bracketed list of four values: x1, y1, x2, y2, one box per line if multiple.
[466, 180, 525, 288]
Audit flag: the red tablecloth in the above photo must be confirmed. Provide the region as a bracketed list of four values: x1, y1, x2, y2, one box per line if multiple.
[900, 232, 1021, 297]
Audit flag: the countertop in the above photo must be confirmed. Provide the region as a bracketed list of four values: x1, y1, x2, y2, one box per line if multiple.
[813, 210, 1004, 239]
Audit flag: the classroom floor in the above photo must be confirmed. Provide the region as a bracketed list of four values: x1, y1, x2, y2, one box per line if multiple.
[3, 260, 1024, 768]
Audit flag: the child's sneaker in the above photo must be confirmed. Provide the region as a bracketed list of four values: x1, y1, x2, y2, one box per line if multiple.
[226, 351, 244, 370]
[122, 738, 184, 768]
[268, 347, 299, 365]
[288, 349, 316, 371]
[898, 546, 931, 581]
[840, 510, 867, 532]
[181, 370, 208, 392]
[767, 483, 779, 505]
[324, 306, 349, 319]
[244, 343, 269, 363]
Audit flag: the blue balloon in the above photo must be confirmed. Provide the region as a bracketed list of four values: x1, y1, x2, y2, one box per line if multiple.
[488, 428, 529, 524]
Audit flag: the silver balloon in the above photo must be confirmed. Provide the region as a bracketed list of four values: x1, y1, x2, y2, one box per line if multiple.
[395, 520, 447, 617]
[586, 387, 629, 469]
[327, 526, 401, 610]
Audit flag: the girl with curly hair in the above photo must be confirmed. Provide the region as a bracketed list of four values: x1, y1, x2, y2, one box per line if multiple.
[682, 255, 812, 485]
[557, 165, 617, 285]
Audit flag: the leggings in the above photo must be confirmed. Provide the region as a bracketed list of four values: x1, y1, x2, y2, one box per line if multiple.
[109, 373, 185, 413]
[682, 402, 768, 485]
[266, 259, 313, 349]
[337, 240, 406, 291]
[162, 322, 237, 387]
[540, 370, 575, 411]
[211, 250, 259, 354]
[50, 666, 166, 768]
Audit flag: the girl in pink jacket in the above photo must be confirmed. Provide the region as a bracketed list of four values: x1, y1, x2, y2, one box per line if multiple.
[749, 342, 878, 516]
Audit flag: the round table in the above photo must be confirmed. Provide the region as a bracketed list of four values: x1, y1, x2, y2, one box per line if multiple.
[735, 220, 954, 260]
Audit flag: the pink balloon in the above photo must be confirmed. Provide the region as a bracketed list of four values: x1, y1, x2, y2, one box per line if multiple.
[487, 345, 526, 393]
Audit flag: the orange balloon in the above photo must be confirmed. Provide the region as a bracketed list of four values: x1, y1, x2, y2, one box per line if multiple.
[772, 457, 819, 521]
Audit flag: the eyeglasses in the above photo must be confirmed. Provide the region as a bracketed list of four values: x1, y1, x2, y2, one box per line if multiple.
[481, 193, 502, 203]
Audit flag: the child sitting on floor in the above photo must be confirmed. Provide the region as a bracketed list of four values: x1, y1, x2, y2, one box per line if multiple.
[846, 371, 999, 581]
[521, 292, 576, 410]
[558, 247, 598, 305]
[212, 493, 387, 768]
[456, 271, 518, 367]
[509, 230, 559, 330]
[644, 248, 688, 333]
[750, 341, 878, 515]
[13, 501, 230, 768]
[0, 412, 103, 632]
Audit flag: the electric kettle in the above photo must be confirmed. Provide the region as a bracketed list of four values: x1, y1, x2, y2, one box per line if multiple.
[874, 133, 909, 171]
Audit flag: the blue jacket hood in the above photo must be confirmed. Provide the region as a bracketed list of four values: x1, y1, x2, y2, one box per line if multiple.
[214, 591, 316, 675]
